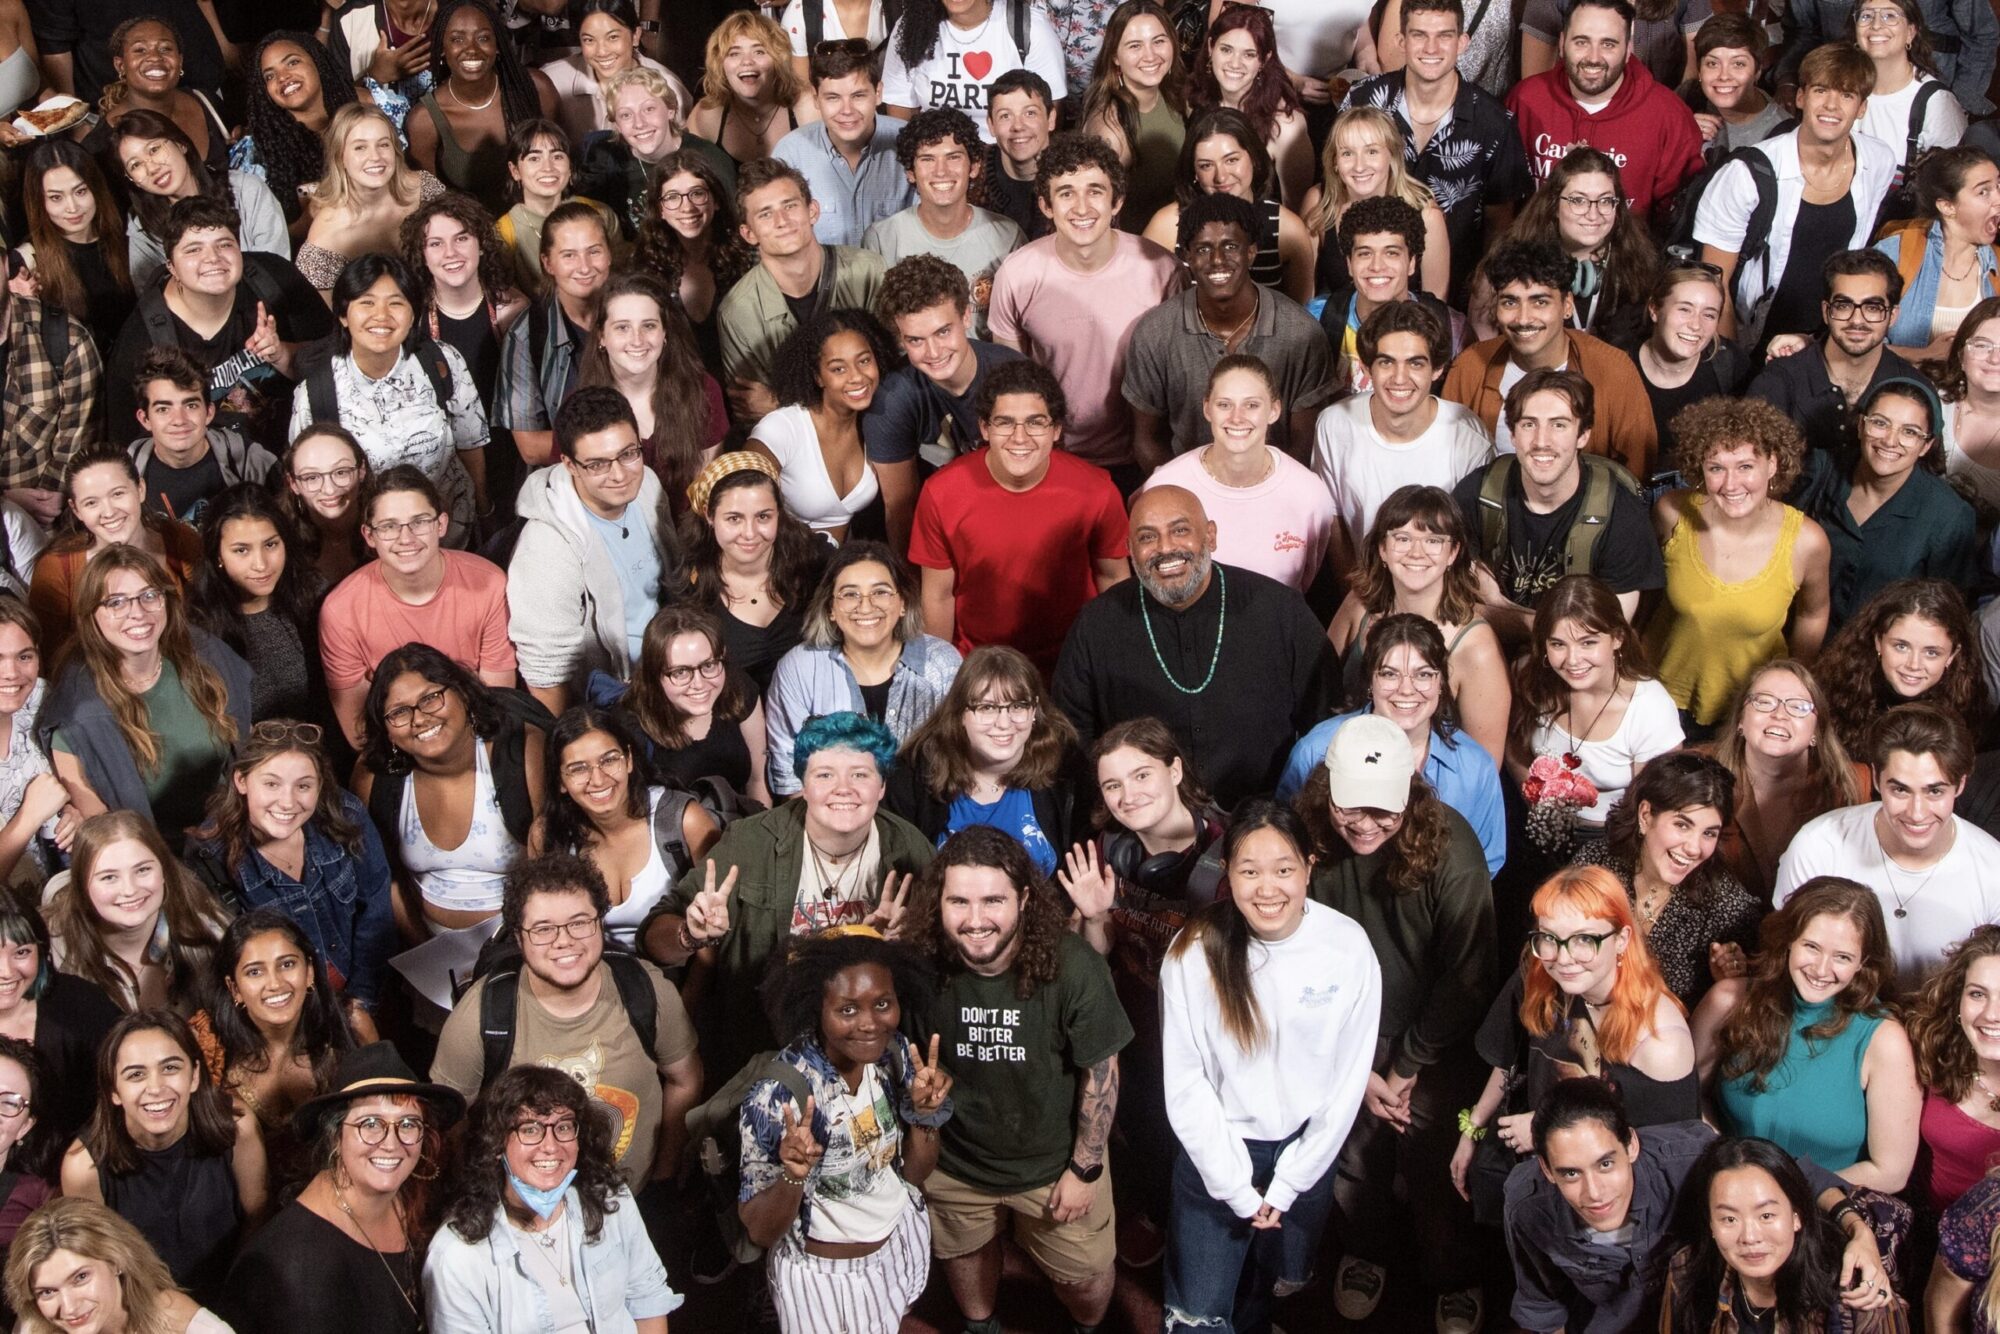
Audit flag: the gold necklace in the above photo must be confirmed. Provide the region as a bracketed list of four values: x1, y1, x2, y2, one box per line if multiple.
[1197, 301, 1256, 347]
[1974, 1070, 2000, 1114]
[334, 1187, 422, 1324]
[446, 79, 499, 112]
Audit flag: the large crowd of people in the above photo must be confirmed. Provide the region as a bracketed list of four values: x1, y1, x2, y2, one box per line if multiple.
[5, 0, 2000, 1331]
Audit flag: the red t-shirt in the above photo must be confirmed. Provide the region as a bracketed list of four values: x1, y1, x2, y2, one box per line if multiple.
[908, 449, 1128, 678]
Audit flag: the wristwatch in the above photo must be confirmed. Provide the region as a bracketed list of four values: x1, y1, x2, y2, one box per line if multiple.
[1066, 1158, 1103, 1183]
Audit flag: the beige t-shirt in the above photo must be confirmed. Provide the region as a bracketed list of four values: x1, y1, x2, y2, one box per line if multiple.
[432, 958, 698, 1186]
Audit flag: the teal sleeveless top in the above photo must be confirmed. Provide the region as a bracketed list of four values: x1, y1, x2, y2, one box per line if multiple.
[1716, 996, 1884, 1171]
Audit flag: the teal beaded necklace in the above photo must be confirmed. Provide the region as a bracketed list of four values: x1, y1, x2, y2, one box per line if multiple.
[1138, 566, 1226, 694]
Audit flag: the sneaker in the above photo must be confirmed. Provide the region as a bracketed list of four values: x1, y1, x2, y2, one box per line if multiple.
[1334, 1256, 1386, 1320]
[1117, 1212, 1165, 1268]
[1436, 1287, 1484, 1334]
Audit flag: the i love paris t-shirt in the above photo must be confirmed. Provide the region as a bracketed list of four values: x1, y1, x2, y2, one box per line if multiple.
[880, 0, 1069, 141]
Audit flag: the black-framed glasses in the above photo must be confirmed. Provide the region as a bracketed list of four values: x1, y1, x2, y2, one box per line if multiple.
[1745, 692, 1815, 718]
[511, 1117, 581, 1145]
[572, 445, 645, 476]
[251, 720, 324, 747]
[660, 185, 712, 211]
[965, 700, 1036, 724]
[345, 1114, 427, 1145]
[812, 37, 872, 55]
[367, 514, 440, 540]
[521, 915, 602, 947]
[292, 464, 361, 492]
[384, 686, 451, 730]
[664, 658, 726, 688]
[1528, 929, 1615, 963]
[1827, 296, 1892, 322]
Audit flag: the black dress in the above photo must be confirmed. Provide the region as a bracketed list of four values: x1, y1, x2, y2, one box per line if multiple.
[98, 1134, 241, 1306]
[219, 1200, 421, 1334]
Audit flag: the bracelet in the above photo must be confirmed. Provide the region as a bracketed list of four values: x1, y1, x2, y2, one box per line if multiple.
[1457, 1109, 1487, 1140]
[781, 1167, 810, 1187]
[676, 921, 699, 952]
[1831, 1197, 1865, 1229]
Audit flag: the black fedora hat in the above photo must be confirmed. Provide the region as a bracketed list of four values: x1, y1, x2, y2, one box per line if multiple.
[291, 1041, 467, 1141]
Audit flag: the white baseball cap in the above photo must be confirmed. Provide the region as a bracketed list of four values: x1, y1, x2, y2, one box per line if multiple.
[1324, 714, 1417, 813]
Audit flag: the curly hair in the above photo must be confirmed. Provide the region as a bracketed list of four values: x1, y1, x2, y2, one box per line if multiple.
[186, 483, 325, 667]
[761, 932, 937, 1048]
[243, 31, 358, 222]
[1499, 148, 1659, 320]
[1175, 107, 1271, 208]
[444, 1064, 625, 1245]
[81, 1010, 239, 1177]
[1481, 238, 1574, 298]
[1081, 0, 1189, 170]
[1599, 750, 1736, 913]
[1509, 575, 1657, 760]
[200, 908, 354, 1086]
[427, 0, 543, 128]
[1294, 767, 1453, 893]
[23, 139, 131, 324]
[771, 307, 901, 410]
[1910, 924, 2000, 1099]
[895, 0, 980, 70]
[359, 642, 512, 775]
[900, 645, 1079, 800]
[909, 826, 1069, 999]
[1166, 800, 1311, 1050]
[1667, 396, 1807, 507]
[876, 252, 971, 325]
[0, 1037, 53, 1180]
[192, 721, 362, 877]
[1186, 1, 1302, 142]
[895, 107, 984, 173]
[633, 149, 755, 296]
[576, 270, 713, 505]
[1339, 194, 1425, 263]
[793, 710, 899, 782]
[540, 706, 653, 856]
[1175, 188, 1261, 253]
[621, 605, 753, 750]
[975, 357, 1069, 426]
[6, 1199, 185, 1334]
[1719, 877, 1894, 1087]
[499, 852, 613, 938]
[671, 470, 826, 616]
[399, 191, 517, 307]
[1035, 131, 1129, 207]
[1815, 578, 1985, 751]
[1346, 484, 1482, 625]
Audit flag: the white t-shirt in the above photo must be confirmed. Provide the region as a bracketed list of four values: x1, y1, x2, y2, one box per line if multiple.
[1311, 394, 1494, 555]
[879, 0, 1069, 138]
[1775, 804, 2000, 991]
[781, 0, 890, 55]
[1859, 75, 1969, 167]
[1527, 677, 1685, 826]
[1143, 449, 1337, 592]
[1256, 0, 1373, 76]
[749, 404, 882, 535]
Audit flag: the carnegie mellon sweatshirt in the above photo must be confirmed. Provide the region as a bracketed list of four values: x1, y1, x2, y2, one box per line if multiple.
[1504, 61, 1707, 221]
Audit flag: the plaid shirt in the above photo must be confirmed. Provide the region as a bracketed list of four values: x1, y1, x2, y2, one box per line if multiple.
[1, 297, 101, 491]
[492, 295, 577, 434]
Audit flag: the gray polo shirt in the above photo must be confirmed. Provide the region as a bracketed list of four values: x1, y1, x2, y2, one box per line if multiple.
[772, 117, 915, 249]
[1121, 285, 1337, 457]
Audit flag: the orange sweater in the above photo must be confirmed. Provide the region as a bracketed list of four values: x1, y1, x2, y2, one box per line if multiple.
[28, 520, 205, 659]
[1439, 330, 1660, 480]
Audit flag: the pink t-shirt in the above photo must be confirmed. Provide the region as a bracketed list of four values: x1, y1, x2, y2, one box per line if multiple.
[986, 232, 1181, 468]
[319, 549, 518, 690]
[1143, 449, 1337, 592]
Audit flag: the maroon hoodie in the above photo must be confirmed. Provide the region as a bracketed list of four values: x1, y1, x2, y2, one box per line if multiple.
[1504, 59, 1706, 221]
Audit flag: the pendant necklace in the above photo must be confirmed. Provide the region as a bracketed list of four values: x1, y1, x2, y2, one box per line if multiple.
[1882, 853, 1939, 919]
[1560, 683, 1620, 768]
[1974, 1070, 2000, 1114]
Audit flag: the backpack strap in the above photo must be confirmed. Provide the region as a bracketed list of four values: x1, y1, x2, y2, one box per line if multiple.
[240, 257, 288, 316]
[365, 767, 405, 856]
[414, 336, 455, 408]
[1477, 455, 1515, 562]
[1908, 81, 1945, 171]
[304, 354, 340, 425]
[603, 952, 661, 1065]
[478, 967, 521, 1085]
[804, 0, 825, 52]
[649, 787, 697, 875]
[39, 304, 66, 372]
[1563, 455, 1642, 576]
[138, 285, 180, 350]
[1009, 0, 1031, 60]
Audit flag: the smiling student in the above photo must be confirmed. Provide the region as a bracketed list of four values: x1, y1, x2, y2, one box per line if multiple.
[125, 347, 277, 527]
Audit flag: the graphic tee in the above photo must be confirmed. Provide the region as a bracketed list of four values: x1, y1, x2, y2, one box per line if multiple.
[879, 0, 1069, 138]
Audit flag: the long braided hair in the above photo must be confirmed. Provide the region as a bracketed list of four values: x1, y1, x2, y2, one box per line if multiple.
[428, 0, 543, 129]
[243, 32, 359, 222]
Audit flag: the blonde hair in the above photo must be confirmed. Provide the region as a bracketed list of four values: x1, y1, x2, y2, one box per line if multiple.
[1306, 106, 1437, 236]
[311, 103, 425, 218]
[605, 64, 683, 124]
[697, 12, 805, 113]
[6, 1198, 185, 1334]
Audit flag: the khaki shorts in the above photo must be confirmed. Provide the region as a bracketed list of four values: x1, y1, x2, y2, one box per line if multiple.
[922, 1163, 1116, 1286]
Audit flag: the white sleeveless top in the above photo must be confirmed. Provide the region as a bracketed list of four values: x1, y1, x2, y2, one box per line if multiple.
[602, 786, 676, 947]
[398, 740, 520, 913]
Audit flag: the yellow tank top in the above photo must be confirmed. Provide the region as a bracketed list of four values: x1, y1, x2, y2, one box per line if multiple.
[1646, 494, 1805, 726]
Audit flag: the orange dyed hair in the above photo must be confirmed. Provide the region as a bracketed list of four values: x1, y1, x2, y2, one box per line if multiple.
[1519, 866, 1677, 1065]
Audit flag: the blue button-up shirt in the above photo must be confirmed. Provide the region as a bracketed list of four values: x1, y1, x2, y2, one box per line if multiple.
[772, 116, 914, 249]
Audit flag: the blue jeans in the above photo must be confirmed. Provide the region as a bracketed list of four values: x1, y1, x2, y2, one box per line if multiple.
[1162, 1133, 1336, 1334]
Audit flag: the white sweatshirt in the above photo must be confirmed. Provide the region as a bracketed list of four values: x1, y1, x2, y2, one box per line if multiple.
[1160, 902, 1382, 1217]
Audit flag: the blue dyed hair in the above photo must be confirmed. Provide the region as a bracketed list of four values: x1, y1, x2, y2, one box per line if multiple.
[793, 711, 898, 780]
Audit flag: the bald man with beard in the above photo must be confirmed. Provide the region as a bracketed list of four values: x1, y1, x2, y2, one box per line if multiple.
[1051, 485, 1337, 807]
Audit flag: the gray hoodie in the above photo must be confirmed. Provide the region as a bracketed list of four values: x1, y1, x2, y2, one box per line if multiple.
[127, 425, 279, 494]
[507, 461, 668, 693]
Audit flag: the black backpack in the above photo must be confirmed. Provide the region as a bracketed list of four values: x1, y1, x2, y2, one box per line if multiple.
[467, 940, 663, 1082]
[685, 1051, 815, 1264]
[137, 260, 289, 357]
[1874, 81, 1949, 229]
[299, 334, 456, 425]
[1663, 142, 1780, 282]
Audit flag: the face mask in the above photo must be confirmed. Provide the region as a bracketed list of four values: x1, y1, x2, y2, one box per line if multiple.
[507, 1168, 577, 1220]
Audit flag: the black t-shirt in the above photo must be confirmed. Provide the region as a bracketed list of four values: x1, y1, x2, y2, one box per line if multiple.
[981, 150, 1051, 241]
[859, 678, 891, 721]
[781, 289, 818, 330]
[1452, 461, 1667, 606]
[142, 447, 226, 524]
[1763, 195, 1857, 343]
[434, 304, 503, 401]
[1641, 356, 1730, 464]
[66, 239, 137, 357]
[104, 253, 335, 451]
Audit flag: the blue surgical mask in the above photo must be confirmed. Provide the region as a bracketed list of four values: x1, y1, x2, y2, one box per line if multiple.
[507, 1168, 577, 1220]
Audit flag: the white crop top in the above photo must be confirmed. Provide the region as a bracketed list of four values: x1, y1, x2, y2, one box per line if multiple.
[398, 740, 521, 914]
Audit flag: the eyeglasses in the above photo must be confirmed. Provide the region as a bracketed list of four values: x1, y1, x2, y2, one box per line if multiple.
[251, 720, 324, 746]
[1855, 7, 1905, 24]
[1528, 929, 1615, 963]
[812, 37, 872, 55]
[1860, 412, 1934, 447]
[345, 1114, 427, 1145]
[521, 915, 602, 947]
[384, 686, 451, 730]
[1745, 692, 1816, 718]
[366, 514, 440, 541]
[1375, 666, 1443, 691]
[1558, 193, 1620, 215]
[834, 586, 901, 611]
[664, 658, 726, 688]
[1827, 295, 1892, 322]
[98, 587, 164, 618]
[987, 415, 1055, 437]
[966, 700, 1036, 724]
[660, 185, 712, 211]
[0, 1095, 31, 1121]
[572, 445, 645, 476]
[560, 751, 629, 783]
[292, 464, 360, 492]
[511, 1117, 581, 1145]
[1967, 338, 2000, 361]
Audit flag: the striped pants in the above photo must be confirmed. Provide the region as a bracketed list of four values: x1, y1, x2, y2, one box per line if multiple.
[768, 1197, 932, 1334]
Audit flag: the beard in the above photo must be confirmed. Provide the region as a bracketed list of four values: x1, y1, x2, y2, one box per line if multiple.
[1138, 548, 1213, 607]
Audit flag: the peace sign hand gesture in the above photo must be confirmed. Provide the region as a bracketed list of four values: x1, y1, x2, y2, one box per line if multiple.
[686, 860, 737, 943]
[866, 870, 913, 940]
[778, 1096, 823, 1181]
[1059, 842, 1115, 922]
[910, 1034, 952, 1115]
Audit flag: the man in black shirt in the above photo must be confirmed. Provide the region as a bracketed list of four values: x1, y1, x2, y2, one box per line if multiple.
[125, 346, 278, 525]
[980, 69, 1056, 243]
[1053, 485, 1336, 807]
[104, 197, 334, 454]
[1453, 369, 1663, 648]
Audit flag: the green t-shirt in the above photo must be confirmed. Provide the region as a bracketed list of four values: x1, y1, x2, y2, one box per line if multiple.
[55, 659, 229, 839]
[920, 931, 1133, 1193]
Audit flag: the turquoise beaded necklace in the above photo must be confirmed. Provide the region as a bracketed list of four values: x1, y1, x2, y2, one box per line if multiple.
[1138, 566, 1226, 694]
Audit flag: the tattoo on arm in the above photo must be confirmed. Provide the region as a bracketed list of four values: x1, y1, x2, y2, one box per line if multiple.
[1073, 1056, 1119, 1168]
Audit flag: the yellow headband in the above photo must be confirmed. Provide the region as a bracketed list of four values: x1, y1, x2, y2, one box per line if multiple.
[687, 451, 781, 515]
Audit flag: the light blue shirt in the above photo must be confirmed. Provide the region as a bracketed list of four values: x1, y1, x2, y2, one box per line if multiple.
[946, 786, 1056, 874]
[1873, 219, 2000, 348]
[1277, 709, 1507, 877]
[772, 115, 915, 248]
[582, 506, 662, 661]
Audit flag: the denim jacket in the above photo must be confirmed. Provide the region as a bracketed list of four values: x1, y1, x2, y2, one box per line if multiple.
[186, 790, 396, 1010]
[1875, 220, 2000, 348]
[421, 1183, 681, 1334]
[763, 635, 963, 796]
